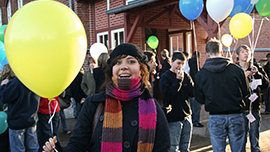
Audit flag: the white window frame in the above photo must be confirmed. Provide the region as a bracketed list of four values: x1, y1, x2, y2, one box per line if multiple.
[97, 31, 109, 49]
[0, 8, 2, 26]
[186, 32, 192, 57]
[111, 28, 124, 49]
[107, 0, 110, 10]
[126, 0, 135, 5]
[18, 0, 23, 9]
[7, 0, 12, 22]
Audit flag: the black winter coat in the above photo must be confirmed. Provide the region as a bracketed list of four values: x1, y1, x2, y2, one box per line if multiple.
[56, 91, 170, 152]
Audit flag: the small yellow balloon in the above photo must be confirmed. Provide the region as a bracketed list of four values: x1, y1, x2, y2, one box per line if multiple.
[229, 13, 253, 39]
[221, 34, 233, 47]
[5, 0, 87, 98]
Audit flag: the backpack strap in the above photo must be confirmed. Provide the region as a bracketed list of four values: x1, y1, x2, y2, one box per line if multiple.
[87, 102, 104, 151]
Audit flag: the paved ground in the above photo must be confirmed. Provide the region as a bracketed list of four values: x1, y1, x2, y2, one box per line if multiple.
[59, 104, 270, 152]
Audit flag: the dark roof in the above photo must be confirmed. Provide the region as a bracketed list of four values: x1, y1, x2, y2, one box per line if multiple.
[106, 0, 160, 15]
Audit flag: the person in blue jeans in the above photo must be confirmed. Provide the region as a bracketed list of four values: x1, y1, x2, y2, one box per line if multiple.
[0, 77, 40, 152]
[187, 51, 204, 127]
[236, 45, 269, 152]
[194, 39, 251, 152]
[159, 51, 194, 152]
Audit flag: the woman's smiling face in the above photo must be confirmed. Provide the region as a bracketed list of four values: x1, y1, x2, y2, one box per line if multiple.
[112, 55, 141, 79]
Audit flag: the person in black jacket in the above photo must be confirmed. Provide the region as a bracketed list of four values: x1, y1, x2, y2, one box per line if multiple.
[42, 43, 170, 152]
[69, 68, 87, 118]
[194, 39, 251, 152]
[159, 49, 171, 77]
[159, 51, 193, 152]
[93, 52, 109, 93]
[236, 45, 269, 152]
[188, 51, 204, 127]
[0, 77, 40, 152]
[262, 53, 270, 114]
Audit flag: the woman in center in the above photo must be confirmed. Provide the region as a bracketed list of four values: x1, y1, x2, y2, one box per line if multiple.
[43, 43, 170, 152]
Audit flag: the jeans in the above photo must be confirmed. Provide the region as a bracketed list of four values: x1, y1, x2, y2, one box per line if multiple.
[168, 116, 192, 152]
[190, 97, 201, 125]
[60, 109, 67, 132]
[9, 125, 39, 152]
[37, 112, 60, 152]
[208, 113, 245, 152]
[76, 102, 82, 117]
[70, 97, 77, 118]
[244, 111, 261, 152]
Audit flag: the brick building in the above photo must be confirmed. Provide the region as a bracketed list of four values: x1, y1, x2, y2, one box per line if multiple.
[0, 0, 269, 67]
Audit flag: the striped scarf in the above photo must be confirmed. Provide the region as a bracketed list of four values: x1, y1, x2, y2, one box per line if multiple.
[101, 77, 157, 152]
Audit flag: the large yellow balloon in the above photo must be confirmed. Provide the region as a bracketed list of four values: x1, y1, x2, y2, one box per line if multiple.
[5, 0, 87, 98]
[229, 13, 253, 39]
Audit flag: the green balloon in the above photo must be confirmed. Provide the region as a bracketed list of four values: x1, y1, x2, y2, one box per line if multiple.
[0, 25, 7, 43]
[255, 0, 270, 17]
[147, 36, 159, 50]
[0, 111, 8, 134]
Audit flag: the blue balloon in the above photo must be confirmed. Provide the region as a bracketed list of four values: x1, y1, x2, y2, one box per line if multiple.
[0, 56, 9, 71]
[229, 0, 251, 17]
[244, 3, 254, 14]
[0, 41, 5, 63]
[179, 0, 204, 21]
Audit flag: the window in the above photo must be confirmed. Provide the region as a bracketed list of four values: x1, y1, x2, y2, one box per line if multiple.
[107, 0, 110, 10]
[7, 0, 12, 22]
[111, 28, 124, 49]
[126, 0, 136, 5]
[97, 31, 109, 49]
[0, 8, 2, 26]
[169, 34, 183, 56]
[186, 32, 192, 57]
[18, 0, 23, 9]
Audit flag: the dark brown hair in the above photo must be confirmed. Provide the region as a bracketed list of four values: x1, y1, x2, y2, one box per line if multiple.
[100, 55, 151, 91]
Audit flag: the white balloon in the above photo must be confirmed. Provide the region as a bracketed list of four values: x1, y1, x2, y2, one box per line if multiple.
[221, 34, 233, 47]
[90, 43, 108, 61]
[251, 0, 259, 4]
[206, 0, 234, 23]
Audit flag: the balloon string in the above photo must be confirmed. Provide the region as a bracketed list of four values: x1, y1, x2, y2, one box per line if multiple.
[252, 18, 264, 53]
[192, 21, 200, 71]
[218, 23, 221, 40]
[48, 98, 58, 137]
[248, 35, 252, 50]
[252, 9, 255, 50]
[228, 47, 232, 60]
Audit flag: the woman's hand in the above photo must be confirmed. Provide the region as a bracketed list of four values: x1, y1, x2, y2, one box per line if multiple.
[42, 136, 58, 152]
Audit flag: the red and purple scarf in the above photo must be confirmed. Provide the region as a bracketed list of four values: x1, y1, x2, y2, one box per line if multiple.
[101, 77, 157, 152]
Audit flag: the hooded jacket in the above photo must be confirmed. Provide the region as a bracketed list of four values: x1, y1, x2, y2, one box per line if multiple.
[194, 57, 251, 114]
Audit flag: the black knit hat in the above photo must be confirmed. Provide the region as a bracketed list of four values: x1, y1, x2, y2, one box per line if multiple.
[107, 43, 148, 65]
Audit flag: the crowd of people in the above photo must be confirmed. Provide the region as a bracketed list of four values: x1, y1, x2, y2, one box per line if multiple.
[0, 39, 269, 152]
